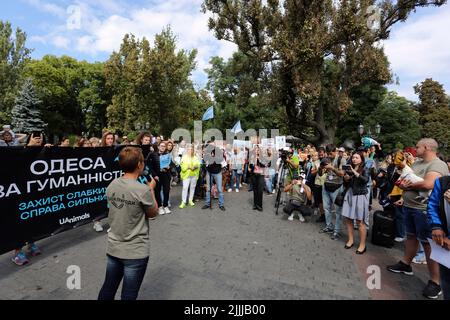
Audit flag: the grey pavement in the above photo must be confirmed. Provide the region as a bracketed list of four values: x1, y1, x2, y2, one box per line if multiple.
[0, 185, 436, 300]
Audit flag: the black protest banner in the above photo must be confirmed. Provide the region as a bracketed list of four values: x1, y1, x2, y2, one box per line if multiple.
[0, 146, 129, 255]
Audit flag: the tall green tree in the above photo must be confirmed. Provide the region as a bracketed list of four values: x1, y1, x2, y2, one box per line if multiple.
[202, 0, 446, 146]
[24, 55, 110, 139]
[206, 52, 285, 132]
[363, 91, 421, 152]
[0, 21, 32, 124]
[11, 78, 46, 133]
[414, 78, 450, 155]
[105, 28, 199, 136]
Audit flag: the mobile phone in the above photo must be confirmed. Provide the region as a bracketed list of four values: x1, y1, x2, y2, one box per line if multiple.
[342, 165, 352, 171]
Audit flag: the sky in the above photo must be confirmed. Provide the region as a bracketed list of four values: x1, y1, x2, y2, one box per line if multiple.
[2, 0, 450, 100]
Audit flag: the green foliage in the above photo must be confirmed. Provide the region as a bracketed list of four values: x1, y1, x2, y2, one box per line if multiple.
[11, 78, 46, 133]
[23, 55, 111, 139]
[202, 0, 445, 146]
[0, 21, 32, 122]
[365, 92, 421, 153]
[337, 91, 421, 153]
[415, 78, 450, 156]
[105, 28, 201, 137]
[206, 51, 284, 133]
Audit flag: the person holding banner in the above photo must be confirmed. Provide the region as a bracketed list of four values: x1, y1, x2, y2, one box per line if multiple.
[98, 146, 158, 300]
[179, 144, 200, 208]
[11, 132, 50, 265]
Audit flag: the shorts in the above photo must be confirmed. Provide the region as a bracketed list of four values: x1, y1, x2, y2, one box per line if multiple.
[403, 206, 432, 243]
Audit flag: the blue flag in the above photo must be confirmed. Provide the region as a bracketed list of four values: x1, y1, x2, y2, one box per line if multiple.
[202, 106, 214, 121]
[231, 120, 243, 134]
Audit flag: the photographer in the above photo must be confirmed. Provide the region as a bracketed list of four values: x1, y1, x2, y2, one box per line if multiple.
[98, 147, 158, 300]
[283, 172, 313, 222]
[278, 147, 300, 185]
[320, 145, 346, 240]
[342, 152, 370, 255]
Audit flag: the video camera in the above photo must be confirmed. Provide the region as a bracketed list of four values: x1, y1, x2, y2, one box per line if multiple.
[279, 148, 293, 162]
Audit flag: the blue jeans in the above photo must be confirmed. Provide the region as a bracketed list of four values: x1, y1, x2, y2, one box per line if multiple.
[98, 254, 149, 300]
[440, 263, 450, 300]
[322, 186, 343, 233]
[394, 206, 405, 238]
[265, 174, 274, 193]
[231, 169, 242, 190]
[205, 172, 224, 207]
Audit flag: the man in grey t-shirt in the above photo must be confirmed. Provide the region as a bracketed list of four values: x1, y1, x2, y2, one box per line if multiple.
[98, 147, 158, 300]
[388, 139, 449, 299]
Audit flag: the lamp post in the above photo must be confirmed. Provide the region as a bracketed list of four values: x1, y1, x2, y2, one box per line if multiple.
[358, 123, 381, 139]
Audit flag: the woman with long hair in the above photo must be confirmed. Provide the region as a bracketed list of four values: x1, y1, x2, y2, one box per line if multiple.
[342, 151, 370, 254]
[179, 144, 200, 208]
[249, 146, 268, 211]
[101, 132, 115, 147]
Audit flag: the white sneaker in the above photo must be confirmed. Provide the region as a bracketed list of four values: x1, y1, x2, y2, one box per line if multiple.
[93, 222, 104, 232]
[394, 237, 405, 243]
[107, 228, 111, 233]
[235, 189, 239, 193]
[272, 190, 276, 194]
[288, 214, 294, 221]
[159, 207, 165, 215]
[228, 188, 232, 193]
[299, 214, 305, 223]
[164, 207, 172, 214]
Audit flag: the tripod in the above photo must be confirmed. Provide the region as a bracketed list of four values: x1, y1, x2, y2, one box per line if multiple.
[275, 162, 288, 215]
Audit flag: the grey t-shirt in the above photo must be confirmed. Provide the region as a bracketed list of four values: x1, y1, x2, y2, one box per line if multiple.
[106, 177, 154, 259]
[403, 157, 449, 211]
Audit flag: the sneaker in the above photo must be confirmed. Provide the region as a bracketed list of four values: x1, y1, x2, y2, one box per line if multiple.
[179, 202, 186, 209]
[330, 232, 341, 240]
[319, 226, 334, 234]
[387, 261, 414, 276]
[412, 256, 427, 265]
[189, 201, 195, 207]
[93, 221, 104, 232]
[394, 237, 405, 243]
[288, 214, 294, 221]
[202, 204, 210, 210]
[228, 188, 232, 193]
[235, 189, 239, 193]
[219, 206, 226, 211]
[12, 251, 29, 266]
[272, 190, 276, 194]
[28, 243, 41, 257]
[299, 214, 305, 223]
[164, 207, 172, 214]
[159, 207, 165, 215]
[422, 280, 442, 299]
[107, 228, 111, 233]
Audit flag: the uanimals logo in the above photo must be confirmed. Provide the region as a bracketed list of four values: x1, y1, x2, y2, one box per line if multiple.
[59, 213, 91, 225]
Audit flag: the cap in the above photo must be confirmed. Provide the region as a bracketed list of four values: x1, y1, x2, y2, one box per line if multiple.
[3, 125, 11, 130]
[337, 147, 345, 152]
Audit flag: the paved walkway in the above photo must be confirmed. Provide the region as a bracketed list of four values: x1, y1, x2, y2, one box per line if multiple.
[0, 185, 436, 300]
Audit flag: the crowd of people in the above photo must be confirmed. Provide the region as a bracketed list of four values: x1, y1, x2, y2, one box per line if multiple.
[1, 124, 450, 300]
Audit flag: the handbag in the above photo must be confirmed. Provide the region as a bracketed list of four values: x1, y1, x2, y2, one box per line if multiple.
[324, 182, 342, 193]
[334, 189, 347, 207]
